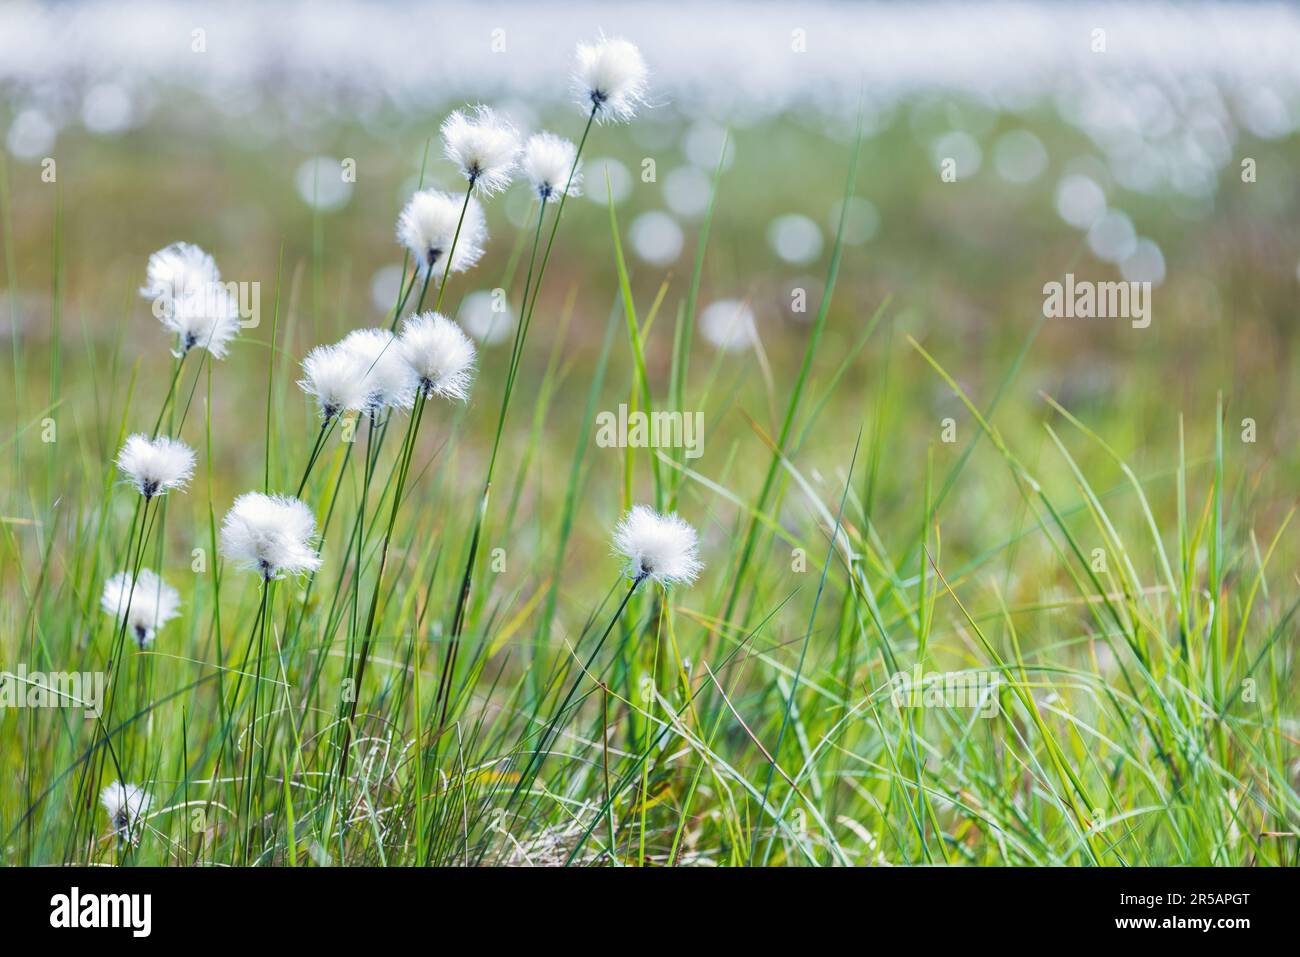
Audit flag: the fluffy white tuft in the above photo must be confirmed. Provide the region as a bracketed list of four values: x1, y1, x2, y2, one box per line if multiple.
[441, 105, 520, 196]
[115, 433, 196, 499]
[396, 189, 488, 277]
[100, 569, 180, 648]
[100, 781, 152, 844]
[699, 299, 758, 352]
[521, 132, 582, 202]
[219, 492, 321, 580]
[139, 241, 219, 306]
[163, 284, 242, 358]
[398, 312, 477, 402]
[339, 328, 417, 416]
[574, 35, 649, 124]
[298, 343, 369, 419]
[613, 505, 703, 586]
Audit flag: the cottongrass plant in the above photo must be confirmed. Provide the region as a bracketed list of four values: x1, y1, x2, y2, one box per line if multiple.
[381, 105, 516, 328]
[115, 433, 195, 500]
[420, 106, 518, 320]
[440, 105, 521, 197]
[613, 505, 703, 586]
[131, 243, 231, 573]
[298, 343, 369, 423]
[338, 328, 417, 420]
[141, 242, 240, 360]
[330, 157, 496, 787]
[76, 310, 203, 852]
[398, 311, 477, 402]
[504, 507, 702, 827]
[295, 326, 413, 659]
[295, 343, 367, 487]
[219, 492, 322, 581]
[99, 570, 180, 649]
[318, 324, 424, 752]
[396, 189, 488, 289]
[573, 34, 649, 124]
[100, 782, 152, 846]
[92, 435, 195, 802]
[336, 310, 479, 792]
[163, 285, 241, 359]
[139, 241, 218, 308]
[522, 132, 583, 202]
[332, 327, 417, 634]
[218, 491, 321, 860]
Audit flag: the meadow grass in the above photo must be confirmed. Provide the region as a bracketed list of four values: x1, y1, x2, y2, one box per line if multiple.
[0, 92, 1297, 867]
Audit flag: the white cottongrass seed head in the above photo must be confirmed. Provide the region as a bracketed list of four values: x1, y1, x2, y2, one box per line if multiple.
[521, 132, 582, 202]
[397, 188, 488, 276]
[441, 105, 520, 196]
[220, 492, 321, 580]
[339, 328, 417, 416]
[163, 284, 242, 358]
[139, 241, 219, 307]
[298, 343, 369, 420]
[398, 312, 477, 402]
[700, 299, 758, 352]
[100, 569, 180, 648]
[614, 505, 703, 587]
[574, 35, 649, 123]
[101, 781, 152, 844]
[116, 433, 196, 499]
